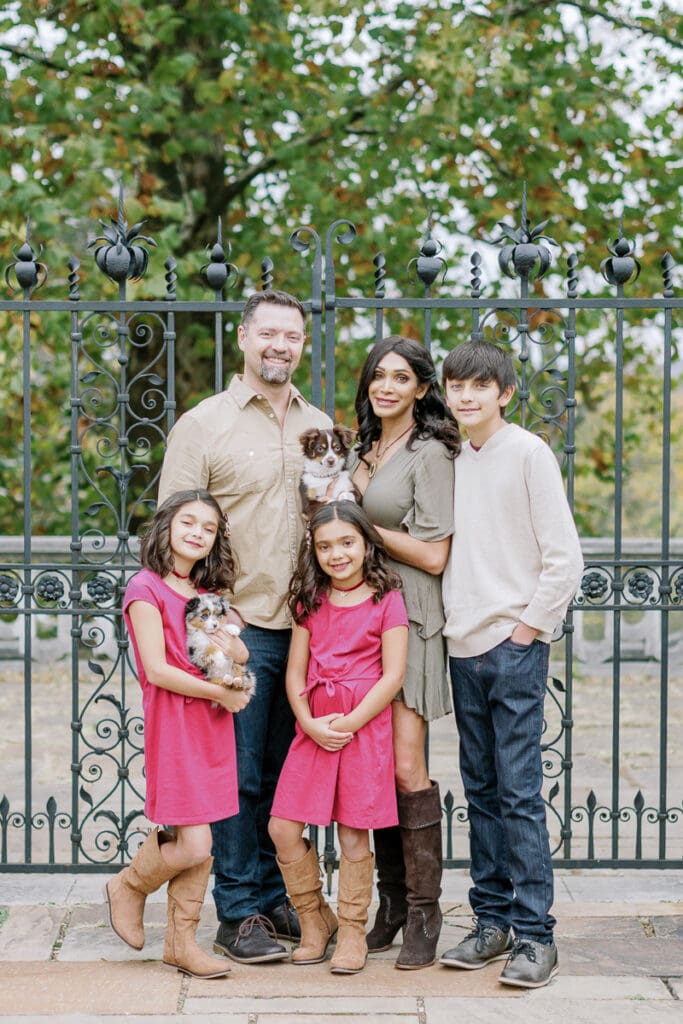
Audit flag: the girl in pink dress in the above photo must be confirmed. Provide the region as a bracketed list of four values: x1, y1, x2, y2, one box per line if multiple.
[269, 501, 409, 974]
[105, 489, 252, 980]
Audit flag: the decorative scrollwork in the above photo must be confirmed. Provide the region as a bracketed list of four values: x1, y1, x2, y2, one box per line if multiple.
[408, 220, 447, 289]
[0, 573, 20, 606]
[624, 568, 656, 605]
[35, 573, 66, 606]
[600, 230, 641, 287]
[493, 184, 559, 281]
[578, 569, 611, 604]
[88, 181, 156, 284]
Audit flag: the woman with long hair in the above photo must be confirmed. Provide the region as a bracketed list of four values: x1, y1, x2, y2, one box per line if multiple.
[347, 335, 460, 970]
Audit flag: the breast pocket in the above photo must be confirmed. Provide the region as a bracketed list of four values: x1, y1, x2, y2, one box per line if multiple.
[220, 448, 281, 495]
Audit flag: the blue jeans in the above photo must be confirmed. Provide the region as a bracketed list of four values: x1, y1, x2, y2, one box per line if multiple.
[449, 638, 556, 944]
[211, 626, 294, 923]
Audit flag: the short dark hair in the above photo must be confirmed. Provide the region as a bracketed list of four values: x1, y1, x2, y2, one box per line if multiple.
[140, 489, 236, 592]
[442, 341, 517, 395]
[241, 290, 306, 330]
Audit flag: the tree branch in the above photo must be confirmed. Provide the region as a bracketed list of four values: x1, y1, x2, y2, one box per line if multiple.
[0, 41, 66, 72]
[503, 0, 683, 51]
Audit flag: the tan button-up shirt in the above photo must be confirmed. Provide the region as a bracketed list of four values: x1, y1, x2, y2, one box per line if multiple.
[158, 375, 331, 628]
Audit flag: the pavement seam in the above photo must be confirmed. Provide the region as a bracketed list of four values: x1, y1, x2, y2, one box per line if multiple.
[176, 971, 190, 1013]
[49, 908, 72, 961]
[663, 978, 680, 1000]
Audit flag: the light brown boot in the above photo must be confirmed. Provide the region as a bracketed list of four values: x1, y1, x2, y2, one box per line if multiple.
[104, 827, 176, 950]
[330, 853, 374, 974]
[277, 841, 338, 964]
[163, 857, 231, 978]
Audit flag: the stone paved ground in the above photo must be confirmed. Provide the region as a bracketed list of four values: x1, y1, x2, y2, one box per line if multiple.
[0, 870, 682, 1022]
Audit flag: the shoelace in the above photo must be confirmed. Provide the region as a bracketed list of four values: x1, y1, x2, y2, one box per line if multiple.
[509, 939, 537, 963]
[237, 913, 278, 939]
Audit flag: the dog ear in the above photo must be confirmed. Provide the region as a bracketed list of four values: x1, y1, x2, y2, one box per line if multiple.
[219, 597, 230, 616]
[298, 428, 320, 452]
[333, 424, 356, 448]
[185, 596, 200, 616]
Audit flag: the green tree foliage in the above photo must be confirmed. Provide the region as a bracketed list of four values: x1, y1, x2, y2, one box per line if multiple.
[0, 1, 681, 534]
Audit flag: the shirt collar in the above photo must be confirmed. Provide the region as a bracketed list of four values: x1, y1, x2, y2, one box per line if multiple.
[228, 374, 308, 410]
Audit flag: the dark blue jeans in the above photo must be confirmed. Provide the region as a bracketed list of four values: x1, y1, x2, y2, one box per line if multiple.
[449, 638, 556, 944]
[211, 626, 294, 923]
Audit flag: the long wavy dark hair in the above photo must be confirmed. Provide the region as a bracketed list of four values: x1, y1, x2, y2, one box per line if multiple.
[139, 489, 237, 592]
[355, 335, 461, 463]
[288, 500, 402, 622]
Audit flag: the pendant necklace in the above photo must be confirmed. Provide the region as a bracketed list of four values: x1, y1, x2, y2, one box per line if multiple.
[368, 424, 413, 480]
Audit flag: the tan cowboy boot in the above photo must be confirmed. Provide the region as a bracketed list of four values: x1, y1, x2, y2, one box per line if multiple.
[330, 852, 374, 974]
[163, 857, 231, 978]
[104, 827, 176, 950]
[277, 840, 337, 964]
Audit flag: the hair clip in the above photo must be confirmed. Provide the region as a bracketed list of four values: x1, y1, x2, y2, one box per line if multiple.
[224, 517, 231, 540]
[305, 525, 312, 550]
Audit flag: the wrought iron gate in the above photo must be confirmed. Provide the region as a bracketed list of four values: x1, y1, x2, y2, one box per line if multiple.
[1, 187, 681, 870]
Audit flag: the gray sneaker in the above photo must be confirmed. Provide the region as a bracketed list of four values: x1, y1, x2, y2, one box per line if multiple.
[440, 920, 512, 969]
[499, 938, 559, 988]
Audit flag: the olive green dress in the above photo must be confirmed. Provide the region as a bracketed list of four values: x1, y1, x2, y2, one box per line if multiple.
[348, 437, 454, 721]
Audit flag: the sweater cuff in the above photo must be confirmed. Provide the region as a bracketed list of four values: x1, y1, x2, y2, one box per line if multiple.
[520, 602, 566, 635]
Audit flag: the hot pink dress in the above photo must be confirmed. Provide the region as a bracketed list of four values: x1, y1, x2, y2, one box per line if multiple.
[123, 569, 239, 826]
[270, 588, 408, 829]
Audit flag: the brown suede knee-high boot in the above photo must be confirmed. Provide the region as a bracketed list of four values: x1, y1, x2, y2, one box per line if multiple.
[366, 825, 407, 953]
[277, 841, 338, 964]
[163, 857, 231, 978]
[104, 827, 176, 950]
[330, 853, 375, 975]
[395, 781, 443, 970]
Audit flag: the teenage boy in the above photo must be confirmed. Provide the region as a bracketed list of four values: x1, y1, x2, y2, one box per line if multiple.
[439, 341, 583, 988]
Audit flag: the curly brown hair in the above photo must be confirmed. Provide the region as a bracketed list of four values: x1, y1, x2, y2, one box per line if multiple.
[139, 490, 236, 592]
[287, 500, 402, 622]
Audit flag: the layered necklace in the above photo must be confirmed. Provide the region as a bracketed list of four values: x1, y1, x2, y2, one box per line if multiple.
[367, 424, 413, 480]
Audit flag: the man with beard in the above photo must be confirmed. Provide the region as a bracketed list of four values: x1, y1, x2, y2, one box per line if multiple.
[158, 291, 331, 963]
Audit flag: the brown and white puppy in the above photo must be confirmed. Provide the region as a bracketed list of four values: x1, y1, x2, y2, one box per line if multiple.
[185, 593, 256, 696]
[299, 425, 358, 519]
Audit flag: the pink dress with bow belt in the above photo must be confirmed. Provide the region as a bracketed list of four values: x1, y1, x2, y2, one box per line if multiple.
[270, 588, 408, 829]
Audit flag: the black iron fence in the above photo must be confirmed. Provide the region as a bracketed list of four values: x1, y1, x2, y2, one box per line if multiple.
[1, 187, 682, 871]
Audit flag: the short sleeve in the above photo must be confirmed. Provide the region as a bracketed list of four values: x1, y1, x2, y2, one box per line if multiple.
[380, 589, 409, 632]
[158, 412, 211, 505]
[123, 571, 162, 615]
[400, 441, 455, 541]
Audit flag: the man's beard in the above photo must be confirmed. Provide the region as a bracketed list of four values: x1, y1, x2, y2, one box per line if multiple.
[260, 359, 292, 385]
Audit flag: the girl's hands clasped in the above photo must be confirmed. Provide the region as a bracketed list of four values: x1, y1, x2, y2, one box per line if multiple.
[305, 713, 354, 752]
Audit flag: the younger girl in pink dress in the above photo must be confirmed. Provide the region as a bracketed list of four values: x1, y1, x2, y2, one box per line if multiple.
[269, 500, 409, 974]
[105, 489, 251, 979]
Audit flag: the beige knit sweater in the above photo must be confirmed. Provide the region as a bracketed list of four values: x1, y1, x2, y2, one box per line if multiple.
[442, 423, 584, 659]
